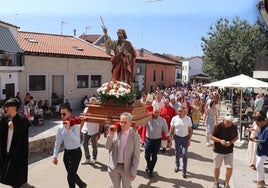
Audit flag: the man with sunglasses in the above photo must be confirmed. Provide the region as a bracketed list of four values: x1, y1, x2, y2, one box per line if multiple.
[52, 106, 87, 188]
[249, 110, 268, 188]
[210, 115, 238, 188]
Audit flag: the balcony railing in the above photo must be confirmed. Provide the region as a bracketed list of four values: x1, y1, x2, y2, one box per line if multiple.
[0, 53, 23, 67]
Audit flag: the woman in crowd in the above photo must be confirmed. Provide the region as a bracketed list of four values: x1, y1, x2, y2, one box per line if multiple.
[191, 95, 201, 129]
[246, 121, 259, 170]
[249, 110, 268, 188]
[203, 100, 218, 146]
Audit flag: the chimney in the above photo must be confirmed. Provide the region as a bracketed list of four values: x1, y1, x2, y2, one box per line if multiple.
[73, 29, 76, 36]
[139, 48, 144, 57]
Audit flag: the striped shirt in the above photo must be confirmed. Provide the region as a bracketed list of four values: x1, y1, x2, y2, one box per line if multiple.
[145, 116, 169, 139]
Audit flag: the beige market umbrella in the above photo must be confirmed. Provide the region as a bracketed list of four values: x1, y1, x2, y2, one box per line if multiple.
[204, 74, 268, 140]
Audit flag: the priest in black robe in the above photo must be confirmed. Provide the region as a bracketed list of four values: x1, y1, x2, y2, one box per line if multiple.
[0, 98, 31, 187]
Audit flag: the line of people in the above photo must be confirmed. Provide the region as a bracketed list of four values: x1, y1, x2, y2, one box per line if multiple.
[0, 85, 267, 188]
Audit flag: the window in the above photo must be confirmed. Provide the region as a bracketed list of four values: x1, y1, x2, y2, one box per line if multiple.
[153, 70, 156, 81]
[136, 66, 141, 74]
[177, 73, 182, 79]
[91, 75, 101, 88]
[161, 70, 164, 81]
[29, 75, 46, 91]
[77, 75, 89, 88]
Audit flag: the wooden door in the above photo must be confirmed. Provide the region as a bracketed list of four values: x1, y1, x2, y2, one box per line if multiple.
[5, 83, 15, 100]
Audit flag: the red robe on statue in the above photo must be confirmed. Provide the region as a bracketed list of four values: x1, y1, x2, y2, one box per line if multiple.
[111, 40, 136, 85]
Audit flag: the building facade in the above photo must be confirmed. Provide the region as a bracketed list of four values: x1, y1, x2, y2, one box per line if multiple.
[0, 20, 24, 101]
[181, 56, 204, 84]
[18, 31, 112, 109]
[135, 49, 178, 93]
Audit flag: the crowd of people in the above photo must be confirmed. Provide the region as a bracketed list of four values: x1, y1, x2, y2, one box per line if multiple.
[0, 83, 267, 188]
[0, 92, 69, 126]
[0, 25, 267, 187]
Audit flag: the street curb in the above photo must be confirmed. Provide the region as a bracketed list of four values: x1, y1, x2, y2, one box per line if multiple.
[29, 135, 56, 157]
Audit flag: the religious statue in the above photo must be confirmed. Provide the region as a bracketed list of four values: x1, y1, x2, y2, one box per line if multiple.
[102, 25, 136, 86]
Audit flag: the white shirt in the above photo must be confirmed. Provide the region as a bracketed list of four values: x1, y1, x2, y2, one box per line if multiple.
[53, 123, 81, 158]
[81, 107, 100, 135]
[152, 100, 164, 109]
[7, 127, 14, 153]
[81, 122, 99, 135]
[171, 115, 192, 137]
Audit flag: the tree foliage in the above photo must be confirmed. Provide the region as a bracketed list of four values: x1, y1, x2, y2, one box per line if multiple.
[201, 17, 268, 81]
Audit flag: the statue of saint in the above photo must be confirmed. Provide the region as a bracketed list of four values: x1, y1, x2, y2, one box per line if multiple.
[102, 27, 136, 86]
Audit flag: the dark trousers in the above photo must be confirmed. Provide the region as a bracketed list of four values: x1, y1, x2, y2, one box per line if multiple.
[63, 147, 85, 188]
[144, 137, 161, 172]
[82, 133, 98, 160]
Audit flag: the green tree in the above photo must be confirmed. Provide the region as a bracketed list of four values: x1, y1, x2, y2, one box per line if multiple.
[201, 17, 268, 81]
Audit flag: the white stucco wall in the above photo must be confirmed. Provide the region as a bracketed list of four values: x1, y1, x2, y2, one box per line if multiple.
[20, 55, 112, 109]
[182, 57, 204, 84]
[0, 72, 19, 100]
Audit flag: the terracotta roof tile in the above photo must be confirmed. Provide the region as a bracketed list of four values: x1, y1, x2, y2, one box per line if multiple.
[94, 46, 177, 65]
[135, 49, 177, 65]
[18, 31, 111, 59]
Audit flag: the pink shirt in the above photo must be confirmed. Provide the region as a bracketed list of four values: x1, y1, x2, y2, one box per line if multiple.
[117, 128, 130, 163]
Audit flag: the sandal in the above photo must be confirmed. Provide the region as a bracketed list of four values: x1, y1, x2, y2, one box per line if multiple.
[253, 180, 265, 185]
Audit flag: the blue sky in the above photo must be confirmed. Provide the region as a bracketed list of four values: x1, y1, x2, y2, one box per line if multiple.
[0, 0, 261, 57]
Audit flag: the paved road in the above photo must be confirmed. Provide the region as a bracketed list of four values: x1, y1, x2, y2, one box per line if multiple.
[1, 103, 267, 188]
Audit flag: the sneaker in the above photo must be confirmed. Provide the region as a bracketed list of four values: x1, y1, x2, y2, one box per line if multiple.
[206, 142, 212, 147]
[148, 171, 153, 178]
[253, 180, 265, 185]
[90, 159, 96, 164]
[80, 183, 87, 188]
[174, 166, 179, 173]
[213, 182, 220, 188]
[81, 159, 91, 165]
[161, 148, 166, 153]
[224, 185, 230, 188]
[182, 172, 187, 179]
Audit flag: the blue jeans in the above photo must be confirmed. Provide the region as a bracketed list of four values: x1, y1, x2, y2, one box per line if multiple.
[174, 135, 188, 173]
[145, 137, 161, 172]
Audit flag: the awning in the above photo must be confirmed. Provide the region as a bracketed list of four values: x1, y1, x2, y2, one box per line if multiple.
[190, 73, 209, 79]
[0, 25, 23, 53]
